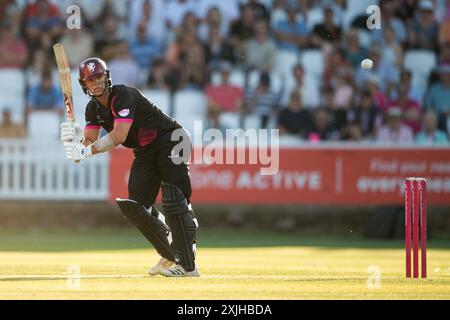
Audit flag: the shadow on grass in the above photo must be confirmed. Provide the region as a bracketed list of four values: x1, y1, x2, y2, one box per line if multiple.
[0, 229, 448, 252]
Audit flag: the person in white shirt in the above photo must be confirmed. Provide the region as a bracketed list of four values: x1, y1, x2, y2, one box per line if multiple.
[376, 107, 414, 144]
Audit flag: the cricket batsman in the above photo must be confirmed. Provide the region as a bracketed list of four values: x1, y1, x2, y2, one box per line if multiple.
[60, 57, 200, 277]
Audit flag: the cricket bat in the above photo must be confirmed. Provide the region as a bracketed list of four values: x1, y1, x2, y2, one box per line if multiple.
[53, 43, 80, 163]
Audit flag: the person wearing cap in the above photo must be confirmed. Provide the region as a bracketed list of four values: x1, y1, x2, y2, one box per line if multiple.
[415, 110, 449, 145]
[424, 63, 450, 133]
[407, 0, 438, 51]
[375, 107, 414, 144]
[59, 57, 200, 278]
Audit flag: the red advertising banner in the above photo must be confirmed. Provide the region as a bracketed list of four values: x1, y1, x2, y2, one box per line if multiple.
[109, 147, 450, 206]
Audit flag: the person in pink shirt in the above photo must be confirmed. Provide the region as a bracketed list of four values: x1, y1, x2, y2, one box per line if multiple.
[205, 62, 244, 112]
[376, 107, 414, 144]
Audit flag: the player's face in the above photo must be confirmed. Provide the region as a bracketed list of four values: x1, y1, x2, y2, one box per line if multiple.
[85, 74, 106, 96]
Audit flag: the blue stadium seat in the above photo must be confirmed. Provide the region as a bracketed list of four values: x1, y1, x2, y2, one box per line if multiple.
[404, 49, 437, 93]
[0, 69, 26, 123]
[142, 89, 171, 116]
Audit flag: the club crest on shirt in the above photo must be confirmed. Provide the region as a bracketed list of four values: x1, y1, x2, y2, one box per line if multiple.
[118, 108, 129, 117]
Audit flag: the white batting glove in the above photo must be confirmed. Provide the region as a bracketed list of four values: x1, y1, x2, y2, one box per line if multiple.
[60, 122, 83, 143]
[63, 142, 92, 162]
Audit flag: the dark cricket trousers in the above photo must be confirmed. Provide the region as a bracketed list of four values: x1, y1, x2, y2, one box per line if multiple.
[128, 131, 192, 209]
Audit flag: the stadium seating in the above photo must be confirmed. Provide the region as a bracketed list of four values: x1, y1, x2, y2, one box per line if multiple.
[0, 69, 26, 123]
[28, 110, 61, 140]
[219, 111, 241, 130]
[305, 7, 324, 31]
[404, 49, 437, 93]
[274, 49, 300, 79]
[210, 68, 246, 88]
[173, 89, 207, 137]
[142, 89, 171, 116]
[300, 49, 324, 84]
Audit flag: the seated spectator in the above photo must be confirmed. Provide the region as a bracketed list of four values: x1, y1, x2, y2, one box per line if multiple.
[347, 89, 382, 139]
[323, 46, 352, 90]
[198, 6, 223, 43]
[164, 0, 196, 34]
[415, 110, 449, 145]
[203, 25, 235, 72]
[343, 29, 368, 69]
[205, 62, 243, 113]
[320, 87, 347, 133]
[0, 108, 26, 138]
[129, 24, 164, 72]
[333, 69, 354, 110]
[428, 44, 450, 86]
[273, 2, 309, 54]
[366, 75, 390, 114]
[392, 68, 423, 103]
[0, 1, 22, 37]
[439, 14, 450, 45]
[60, 29, 94, 68]
[243, 20, 277, 72]
[167, 30, 206, 89]
[229, 5, 256, 63]
[26, 71, 63, 118]
[146, 58, 171, 91]
[0, 22, 28, 69]
[94, 14, 123, 62]
[341, 122, 364, 141]
[370, 2, 407, 46]
[197, 3, 239, 42]
[247, 0, 270, 21]
[24, 0, 63, 48]
[108, 41, 140, 87]
[25, 50, 52, 88]
[310, 4, 342, 48]
[278, 90, 312, 138]
[380, 25, 403, 69]
[424, 64, 450, 132]
[389, 83, 422, 134]
[128, 0, 166, 45]
[243, 72, 278, 129]
[271, 0, 288, 29]
[282, 64, 320, 108]
[376, 107, 414, 144]
[307, 108, 340, 142]
[406, 0, 439, 51]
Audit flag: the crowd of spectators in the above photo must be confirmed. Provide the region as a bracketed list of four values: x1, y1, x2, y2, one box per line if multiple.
[0, 0, 449, 145]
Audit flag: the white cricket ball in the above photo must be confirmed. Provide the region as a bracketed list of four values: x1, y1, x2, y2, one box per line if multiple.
[361, 58, 373, 70]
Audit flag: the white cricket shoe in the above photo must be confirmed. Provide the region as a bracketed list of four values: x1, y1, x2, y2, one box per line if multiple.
[160, 264, 201, 277]
[148, 257, 175, 276]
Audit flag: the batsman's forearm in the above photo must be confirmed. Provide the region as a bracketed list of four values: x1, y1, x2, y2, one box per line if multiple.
[90, 133, 116, 155]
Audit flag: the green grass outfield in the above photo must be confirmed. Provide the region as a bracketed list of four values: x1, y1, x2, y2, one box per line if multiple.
[0, 229, 448, 299]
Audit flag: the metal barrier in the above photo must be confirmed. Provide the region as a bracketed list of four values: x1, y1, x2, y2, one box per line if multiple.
[0, 139, 109, 200]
